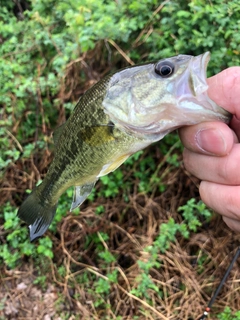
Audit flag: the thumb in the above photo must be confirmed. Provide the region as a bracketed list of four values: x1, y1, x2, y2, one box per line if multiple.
[179, 122, 235, 156]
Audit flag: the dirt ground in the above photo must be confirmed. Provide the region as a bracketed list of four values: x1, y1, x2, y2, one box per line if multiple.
[1, 147, 240, 320]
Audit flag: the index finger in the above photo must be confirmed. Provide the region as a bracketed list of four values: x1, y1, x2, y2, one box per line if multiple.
[207, 66, 240, 119]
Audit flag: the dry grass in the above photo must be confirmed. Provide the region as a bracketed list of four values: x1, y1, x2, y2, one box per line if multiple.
[1, 48, 239, 319]
[1, 148, 240, 320]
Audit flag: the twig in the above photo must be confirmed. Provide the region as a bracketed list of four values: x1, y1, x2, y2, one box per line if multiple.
[6, 129, 23, 152]
[117, 284, 169, 320]
[133, 0, 169, 47]
[106, 39, 134, 65]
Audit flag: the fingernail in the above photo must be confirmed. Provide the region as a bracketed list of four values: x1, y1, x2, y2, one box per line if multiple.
[196, 128, 227, 155]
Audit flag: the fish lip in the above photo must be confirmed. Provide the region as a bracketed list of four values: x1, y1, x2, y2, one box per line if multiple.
[201, 51, 210, 74]
[190, 52, 231, 120]
[174, 53, 210, 100]
[190, 51, 210, 96]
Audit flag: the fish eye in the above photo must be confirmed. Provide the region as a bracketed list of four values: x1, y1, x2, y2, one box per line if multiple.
[154, 61, 175, 77]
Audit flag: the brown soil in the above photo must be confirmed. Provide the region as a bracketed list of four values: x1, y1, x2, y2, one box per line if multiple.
[1, 145, 240, 320]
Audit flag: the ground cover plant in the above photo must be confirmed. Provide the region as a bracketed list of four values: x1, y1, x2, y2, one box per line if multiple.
[0, 0, 240, 319]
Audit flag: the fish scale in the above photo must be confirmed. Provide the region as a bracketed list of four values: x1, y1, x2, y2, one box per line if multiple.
[18, 52, 231, 241]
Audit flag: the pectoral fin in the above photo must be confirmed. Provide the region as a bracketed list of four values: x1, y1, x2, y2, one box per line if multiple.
[97, 154, 130, 177]
[70, 181, 96, 211]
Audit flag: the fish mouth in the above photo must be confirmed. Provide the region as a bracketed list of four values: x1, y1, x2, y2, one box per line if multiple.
[189, 52, 230, 119]
[190, 51, 210, 96]
[175, 52, 210, 100]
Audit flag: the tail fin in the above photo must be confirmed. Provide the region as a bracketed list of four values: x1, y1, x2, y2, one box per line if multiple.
[18, 189, 57, 241]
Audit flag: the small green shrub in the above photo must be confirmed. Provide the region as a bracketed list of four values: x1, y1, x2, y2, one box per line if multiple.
[217, 307, 240, 320]
[131, 199, 212, 299]
[0, 203, 54, 268]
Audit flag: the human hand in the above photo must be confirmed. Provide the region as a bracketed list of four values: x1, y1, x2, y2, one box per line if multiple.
[179, 67, 240, 232]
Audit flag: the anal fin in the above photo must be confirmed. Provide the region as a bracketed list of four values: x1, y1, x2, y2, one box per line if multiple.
[70, 181, 96, 211]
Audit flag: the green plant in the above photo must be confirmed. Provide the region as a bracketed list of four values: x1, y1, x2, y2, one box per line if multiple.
[178, 198, 212, 232]
[98, 250, 116, 264]
[0, 203, 54, 268]
[99, 169, 124, 198]
[217, 307, 240, 320]
[1, 1, 239, 317]
[196, 253, 211, 274]
[84, 231, 109, 250]
[37, 237, 54, 258]
[92, 269, 119, 307]
[33, 274, 47, 289]
[131, 199, 212, 298]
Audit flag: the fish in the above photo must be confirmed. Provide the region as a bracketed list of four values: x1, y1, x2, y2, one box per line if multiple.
[18, 52, 231, 241]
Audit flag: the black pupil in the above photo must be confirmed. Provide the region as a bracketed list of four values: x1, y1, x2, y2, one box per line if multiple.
[160, 65, 172, 76]
[155, 61, 174, 77]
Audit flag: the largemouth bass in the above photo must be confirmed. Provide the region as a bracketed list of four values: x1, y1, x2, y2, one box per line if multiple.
[18, 52, 230, 241]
